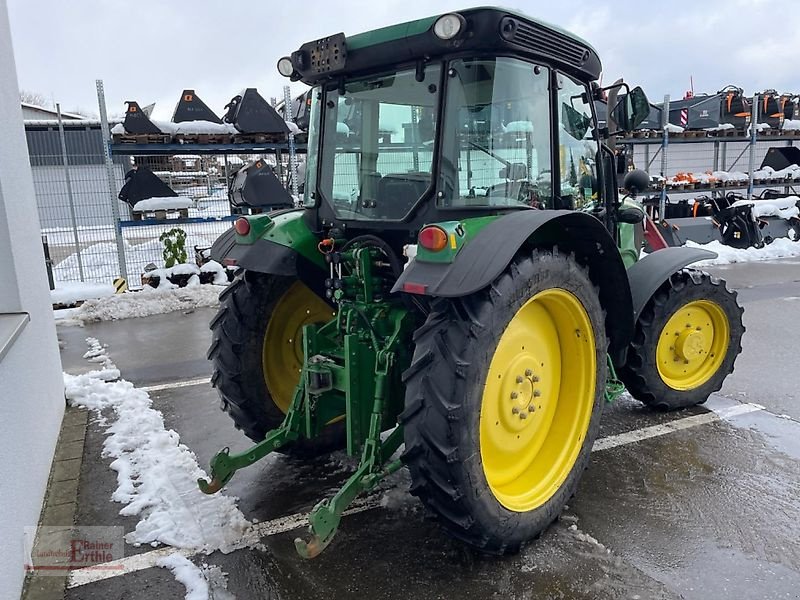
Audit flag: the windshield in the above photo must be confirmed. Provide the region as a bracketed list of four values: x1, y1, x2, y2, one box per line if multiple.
[314, 65, 441, 220]
[438, 57, 552, 209]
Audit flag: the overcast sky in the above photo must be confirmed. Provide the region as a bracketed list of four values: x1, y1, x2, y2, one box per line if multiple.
[7, 0, 796, 120]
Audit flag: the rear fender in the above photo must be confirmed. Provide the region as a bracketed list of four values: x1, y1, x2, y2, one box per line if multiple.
[393, 210, 635, 365]
[210, 209, 328, 299]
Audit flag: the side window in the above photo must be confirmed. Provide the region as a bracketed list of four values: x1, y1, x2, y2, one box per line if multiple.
[556, 73, 600, 210]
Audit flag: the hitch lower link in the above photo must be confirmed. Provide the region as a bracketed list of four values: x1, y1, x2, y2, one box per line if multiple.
[198, 350, 403, 558]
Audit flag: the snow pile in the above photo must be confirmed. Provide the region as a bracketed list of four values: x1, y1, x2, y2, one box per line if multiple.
[749, 165, 800, 181]
[731, 196, 800, 220]
[686, 238, 800, 266]
[57, 285, 224, 325]
[782, 119, 800, 131]
[54, 233, 218, 284]
[753, 122, 771, 132]
[51, 281, 115, 305]
[64, 339, 251, 552]
[711, 170, 749, 183]
[664, 123, 684, 133]
[134, 197, 193, 212]
[705, 123, 735, 132]
[200, 260, 229, 285]
[156, 554, 209, 600]
[173, 121, 237, 135]
[143, 263, 202, 290]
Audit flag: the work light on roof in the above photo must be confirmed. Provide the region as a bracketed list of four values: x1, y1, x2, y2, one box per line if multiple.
[433, 13, 465, 40]
[277, 56, 295, 78]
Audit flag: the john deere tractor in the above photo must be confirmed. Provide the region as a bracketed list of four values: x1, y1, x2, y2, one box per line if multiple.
[199, 7, 744, 558]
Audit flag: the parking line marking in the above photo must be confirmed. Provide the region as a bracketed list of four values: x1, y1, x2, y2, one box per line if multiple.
[66, 401, 765, 589]
[140, 377, 211, 393]
[592, 402, 764, 452]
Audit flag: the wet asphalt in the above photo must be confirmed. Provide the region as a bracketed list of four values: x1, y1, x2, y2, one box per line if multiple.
[56, 257, 800, 600]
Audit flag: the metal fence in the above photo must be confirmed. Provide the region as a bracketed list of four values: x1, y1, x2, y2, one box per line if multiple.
[29, 85, 301, 289]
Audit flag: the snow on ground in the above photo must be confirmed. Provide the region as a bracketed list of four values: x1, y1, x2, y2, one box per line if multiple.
[134, 197, 194, 211]
[56, 285, 224, 325]
[64, 338, 251, 552]
[687, 237, 800, 266]
[156, 554, 209, 600]
[51, 281, 115, 305]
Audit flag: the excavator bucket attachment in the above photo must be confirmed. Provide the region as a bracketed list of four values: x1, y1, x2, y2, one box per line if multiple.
[223, 88, 289, 135]
[118, 166, 178, 208]
[172, 89, 222, 124]
[123, 101, 164, 135]
[228, 159, 294, 208]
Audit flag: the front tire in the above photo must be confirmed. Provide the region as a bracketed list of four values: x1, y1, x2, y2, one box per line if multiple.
[400, 250, 607, 554]
[619, 270, 744, 410]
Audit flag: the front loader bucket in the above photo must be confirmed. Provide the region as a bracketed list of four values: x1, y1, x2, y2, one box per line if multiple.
[228, 159, 294, 208]
[172, 89, 222, 124]
[118, 166, 178, 207]
[123, 101, 164, 135]
[223, 88, 289, 135]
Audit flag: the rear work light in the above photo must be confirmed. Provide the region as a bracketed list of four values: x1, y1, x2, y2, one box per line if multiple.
[234, 217, 251, 236]
[418, 226, 448, 251]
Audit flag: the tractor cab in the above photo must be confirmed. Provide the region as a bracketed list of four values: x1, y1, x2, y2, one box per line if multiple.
[277, 7, 650, 238]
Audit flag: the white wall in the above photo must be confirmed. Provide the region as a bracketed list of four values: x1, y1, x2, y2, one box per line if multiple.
[0, 1, 66, 597]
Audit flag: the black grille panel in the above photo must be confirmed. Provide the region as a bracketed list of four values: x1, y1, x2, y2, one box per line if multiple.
[504, 19, 590, 70]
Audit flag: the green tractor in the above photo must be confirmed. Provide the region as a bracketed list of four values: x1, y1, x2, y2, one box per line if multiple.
[199, 7, 744, 558]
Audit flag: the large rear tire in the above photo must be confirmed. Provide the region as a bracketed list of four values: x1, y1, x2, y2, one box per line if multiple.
[400, 250, 607, 554]
[619, 270, 744, 410]
[208, 270, 344, 455]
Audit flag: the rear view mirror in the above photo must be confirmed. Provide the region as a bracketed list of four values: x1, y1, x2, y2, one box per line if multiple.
[613, 86, 650, 132]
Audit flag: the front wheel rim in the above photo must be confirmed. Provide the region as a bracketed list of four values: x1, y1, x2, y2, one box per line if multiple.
[480, 288, 596, 513]
[656, 299, 730, 391]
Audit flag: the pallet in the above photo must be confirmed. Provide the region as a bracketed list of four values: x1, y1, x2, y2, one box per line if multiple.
[232, 132, 288, 144]
[710, 128, 738, 137]
[175, 133, 233, 144]
[131, 208, 189, 221]
[112, 133, 172, 144]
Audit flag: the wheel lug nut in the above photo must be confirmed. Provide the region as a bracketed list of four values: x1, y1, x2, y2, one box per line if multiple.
[525, 369, 533, 376]
[510, 391, 519, 399]
[528, 405, 535, 412]
[532, 375, 539, 383]
[512, 407, 520, 414]
[516, 376, 524, 383]
[519, 412, 527, 419]
[533, 390, 541, 397]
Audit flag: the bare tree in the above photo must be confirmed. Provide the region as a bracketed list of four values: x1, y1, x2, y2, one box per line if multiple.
[19, 89, 50, 107]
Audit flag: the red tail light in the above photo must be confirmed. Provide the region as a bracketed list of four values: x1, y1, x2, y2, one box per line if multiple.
[234, 217, 251, 236]
[418, 226, 447, 251]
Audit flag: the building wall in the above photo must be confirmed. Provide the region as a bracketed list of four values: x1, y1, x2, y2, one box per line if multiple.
[0, 1, 66, 597]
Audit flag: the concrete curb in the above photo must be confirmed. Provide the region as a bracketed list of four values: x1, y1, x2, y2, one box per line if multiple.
[21, 405, 88, 600]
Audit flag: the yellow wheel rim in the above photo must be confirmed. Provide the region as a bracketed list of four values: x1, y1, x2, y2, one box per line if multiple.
[480, 289, 596, 513]
[655, 300, 729, 391]
[263, 281, 333, 413]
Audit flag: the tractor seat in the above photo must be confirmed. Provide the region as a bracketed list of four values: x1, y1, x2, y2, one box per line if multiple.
[373, 172, 430, 219]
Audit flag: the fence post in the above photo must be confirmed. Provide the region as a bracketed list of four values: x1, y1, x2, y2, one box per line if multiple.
[283, 85, 300, 205]
[747, 94, 759, 200]
[96, 79, 129, 283]
[56, 103, 85, 282]
[658, 94, 670, 220]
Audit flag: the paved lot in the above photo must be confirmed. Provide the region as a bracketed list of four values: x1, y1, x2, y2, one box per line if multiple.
[55, 258, 800, 600]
